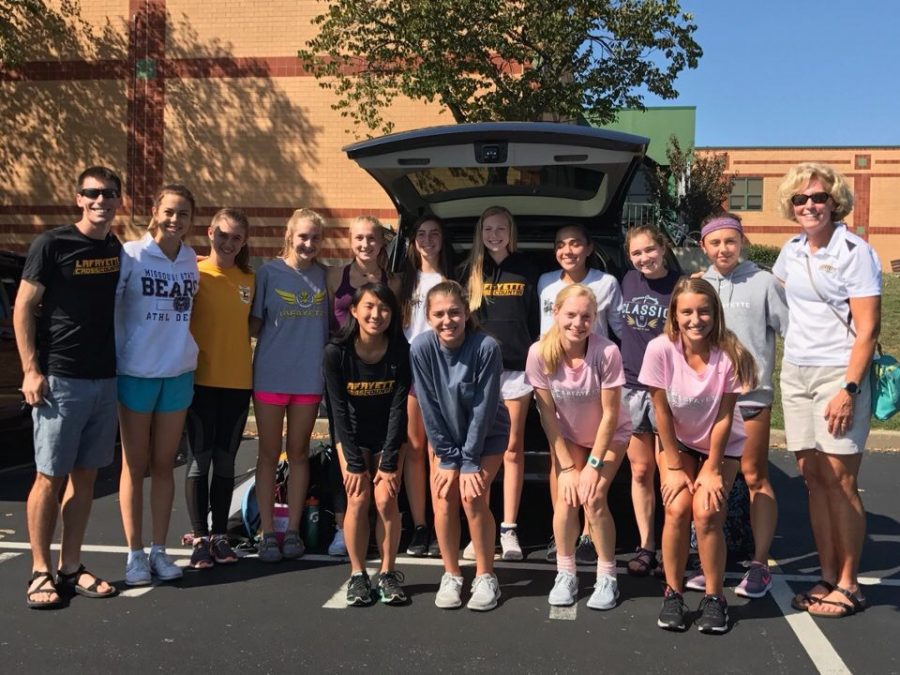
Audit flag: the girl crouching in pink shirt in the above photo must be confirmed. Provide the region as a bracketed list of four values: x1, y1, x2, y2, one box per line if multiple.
[639, 277, 757, 635]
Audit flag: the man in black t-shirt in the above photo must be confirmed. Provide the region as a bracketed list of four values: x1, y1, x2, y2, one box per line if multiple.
[14, 166, 123, 609]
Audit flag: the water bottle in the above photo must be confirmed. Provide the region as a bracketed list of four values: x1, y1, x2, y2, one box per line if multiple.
[303, 497, 320, 549]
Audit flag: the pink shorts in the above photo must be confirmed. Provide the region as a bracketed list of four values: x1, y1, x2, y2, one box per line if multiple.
[253, 391, 322, 407]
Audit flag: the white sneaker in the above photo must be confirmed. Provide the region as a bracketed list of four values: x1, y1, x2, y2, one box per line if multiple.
[435, 572, 464, 609]
[328, 528, 347, 557]
[500, 528, 523, 561]
[149, 548, 183, 581]
[548, 571, 578, 606]
[462, 540, 476, 560]
[467, 573, 501, 611]
[587, 574, 619, 611]
[125, 550, 151, 586]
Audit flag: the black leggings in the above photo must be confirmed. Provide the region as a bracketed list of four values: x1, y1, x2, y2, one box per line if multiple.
[185, 385, 252, 536]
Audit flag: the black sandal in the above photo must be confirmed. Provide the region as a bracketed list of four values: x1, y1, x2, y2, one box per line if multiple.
[790, 579, 835, 611]
[808, 586, 867, 618]
[627, 547, 658, 577]
[56, 564, 118, 599]
[26, 571, 64, 610]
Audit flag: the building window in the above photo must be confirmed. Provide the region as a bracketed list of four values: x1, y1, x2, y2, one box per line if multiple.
[729, 177, 763, 211]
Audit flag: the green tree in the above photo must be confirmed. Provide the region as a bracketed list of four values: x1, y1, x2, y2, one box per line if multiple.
[650, 135, 734, 240]
[299, 0, 702, 134]
[0, 0, 78, 67]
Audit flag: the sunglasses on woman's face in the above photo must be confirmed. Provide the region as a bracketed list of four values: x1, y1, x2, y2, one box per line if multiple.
[790, 192, 830, 207]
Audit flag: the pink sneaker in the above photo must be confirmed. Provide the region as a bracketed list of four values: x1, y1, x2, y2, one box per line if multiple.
[735, 561, 772, 599]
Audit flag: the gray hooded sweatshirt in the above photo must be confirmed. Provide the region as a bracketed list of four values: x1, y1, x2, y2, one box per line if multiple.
[702, 260, 789, 407]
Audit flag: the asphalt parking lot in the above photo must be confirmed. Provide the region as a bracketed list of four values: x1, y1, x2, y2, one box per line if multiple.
[1, 443, 898, 674]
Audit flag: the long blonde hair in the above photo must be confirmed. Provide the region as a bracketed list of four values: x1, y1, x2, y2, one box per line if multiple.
[664, 277, 758, 390]
[279, 208, 325, 259]
[537, 284, 598, 375]
[465, 206, 518, 311]
[350, 214, 390, 270]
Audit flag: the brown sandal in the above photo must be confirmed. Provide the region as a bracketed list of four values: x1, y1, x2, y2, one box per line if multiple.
[26, 571, 63, 610]
[790, 579, 835, 611]
[627, 547, 659, 577]
[808, 586, 866, 618]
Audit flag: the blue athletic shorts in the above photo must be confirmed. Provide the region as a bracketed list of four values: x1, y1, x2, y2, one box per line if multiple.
[118, 372, 194, 413]
[33, 375, 118, 477]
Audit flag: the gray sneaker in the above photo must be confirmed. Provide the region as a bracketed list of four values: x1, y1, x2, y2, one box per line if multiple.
[435, 572, 464, 609]
[281, 530, 305, 559]
[125, 550, 152, 586]
[149, 548, 183, 581]
[587, 574, 619, 610]
[548, 571, 578, 606]
[257, 532, 282, 563]
[467, 573, 501, 611]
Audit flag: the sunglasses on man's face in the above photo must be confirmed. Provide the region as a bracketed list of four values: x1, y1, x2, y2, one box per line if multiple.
[78, 188, 120, 199]
[790, 192, 830, 207]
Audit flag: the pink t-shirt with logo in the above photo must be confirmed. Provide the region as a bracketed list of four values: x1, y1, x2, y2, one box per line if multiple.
[525, 336, 632, 448]
[638, 335, 746, 457]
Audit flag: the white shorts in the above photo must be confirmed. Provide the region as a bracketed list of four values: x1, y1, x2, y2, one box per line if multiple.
[500, 370, 533, 400]
[780, 362, 871, 455]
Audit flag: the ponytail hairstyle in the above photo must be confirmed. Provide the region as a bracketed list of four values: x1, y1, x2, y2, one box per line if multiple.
[555, 223, 595, 269]
[425, 280, 480, 335]
[149, 183, 196, 236]
[350, 215, 391, 271]
[664, 277, 758, 390]
[280, 208, 326, 263]
[210, 208, 252, 274]
[399, 214, 455, 328]
[537, 284, 598, 375]
[333, 281, 402, 347]
[464, 206, 518, 312]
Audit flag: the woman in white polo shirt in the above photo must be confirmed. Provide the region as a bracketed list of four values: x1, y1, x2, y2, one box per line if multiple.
[772, 162, 881, 619]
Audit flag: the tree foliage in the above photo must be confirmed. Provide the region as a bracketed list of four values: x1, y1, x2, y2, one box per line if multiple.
[299, 0, 701, 135]
[650, 136, 734, 238]
[0, 0, 79, 67]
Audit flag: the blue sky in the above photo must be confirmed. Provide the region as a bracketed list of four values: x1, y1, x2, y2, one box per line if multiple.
[641, 1, 899, 147]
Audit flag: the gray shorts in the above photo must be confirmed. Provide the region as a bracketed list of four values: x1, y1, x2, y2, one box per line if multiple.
[33, 375, 118, 477]
[622, 386, 657, 434]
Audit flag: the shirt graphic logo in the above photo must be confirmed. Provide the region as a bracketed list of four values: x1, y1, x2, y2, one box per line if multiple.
[484, 282, 525, 297]
[74, 256, 119, 275]
[238, 285, 252, 304]
[346, 379, 395, 397]
[621, 294, 667, 331]
[141, 271, 197, 320]
[275, 288, 325, 308]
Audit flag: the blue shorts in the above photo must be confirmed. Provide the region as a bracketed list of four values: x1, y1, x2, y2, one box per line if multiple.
[33, 375, 118, 477]
[118, 372, 194, 413]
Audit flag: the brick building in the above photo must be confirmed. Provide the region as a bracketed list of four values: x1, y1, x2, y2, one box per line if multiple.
[2, 3, 898, 270]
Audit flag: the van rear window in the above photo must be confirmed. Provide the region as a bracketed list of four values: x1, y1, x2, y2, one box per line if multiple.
[406, 166, 605, 202]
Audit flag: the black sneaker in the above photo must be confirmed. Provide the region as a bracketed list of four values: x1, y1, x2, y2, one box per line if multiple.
[546, 535, 557, 562]
[697, 594, 729, 634]
[377, 570, 408, 605]
[346, 572, 373, 607]
[406, 526, 429, 557]
[427, 534, 441, 558]
[575, 534, 598, 564]
[657, 587, 687, 631]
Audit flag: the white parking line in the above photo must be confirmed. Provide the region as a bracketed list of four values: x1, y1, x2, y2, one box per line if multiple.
[0, 552, 23, 564]
[549, 604, 577, 621]
[322, 567, 379, 609]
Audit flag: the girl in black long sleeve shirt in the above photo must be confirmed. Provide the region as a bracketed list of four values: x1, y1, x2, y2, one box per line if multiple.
[323, 282, 410, 606]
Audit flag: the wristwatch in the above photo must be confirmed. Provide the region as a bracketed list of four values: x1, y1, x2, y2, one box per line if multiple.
[587, 455, 604, 470]
[842, 381, 860, 396]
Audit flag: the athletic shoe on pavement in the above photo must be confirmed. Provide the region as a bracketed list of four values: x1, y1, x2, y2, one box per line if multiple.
[149, 549, 183, 581]
[467, 573, 501, 611]
[406, 526, 429, 557]
[189, 538, 214, 570]
[346, 571, 373, 607]
[545, 535, 557, 562]
[548, 571, 578, 606]
[257, 532, 282, 563]
[657, 587, 687, 631]
[735, 561, 772, 599]
[210, 535, 238, 564]
[462, 540, 477, 561]
[587, 574, 619, 610]
[377, 570, 408, 605]
[500, 529, 523, 561]
[328, 528, 347, 557]
[575, 534, 598, 564]
[697, 594, 729, 634]
[281, 530, 305, 559]
[435, 572, 464, 609]
[685, 568, 706, 592]
[125, 550, 152, 586]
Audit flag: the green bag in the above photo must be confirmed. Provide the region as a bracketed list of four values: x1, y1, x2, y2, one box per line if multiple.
[872, 350, 900, 421]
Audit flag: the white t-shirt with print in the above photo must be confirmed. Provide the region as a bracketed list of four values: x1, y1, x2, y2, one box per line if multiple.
[772, 225, 882, 367]
[403, 271, 444, 343]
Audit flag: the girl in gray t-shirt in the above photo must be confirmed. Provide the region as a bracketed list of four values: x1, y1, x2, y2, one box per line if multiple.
[249, 209, 329, 564]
